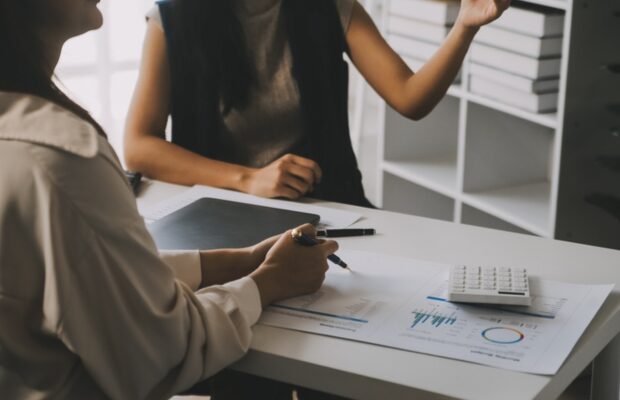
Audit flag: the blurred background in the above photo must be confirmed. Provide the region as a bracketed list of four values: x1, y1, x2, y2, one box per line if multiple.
[55, 0, 619, 251]
[56, 0, 154, 156]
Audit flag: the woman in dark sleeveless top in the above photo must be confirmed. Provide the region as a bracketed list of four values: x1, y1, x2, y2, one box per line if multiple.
[124, 0, 509, 207]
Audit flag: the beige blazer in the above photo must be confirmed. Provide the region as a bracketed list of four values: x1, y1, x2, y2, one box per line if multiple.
[0, 92, 262, 399]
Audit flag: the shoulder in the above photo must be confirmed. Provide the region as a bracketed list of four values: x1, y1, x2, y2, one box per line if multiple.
[146, 4, 164, 30]
[0, 92, 99, 158]
[0, 92, 138, 231]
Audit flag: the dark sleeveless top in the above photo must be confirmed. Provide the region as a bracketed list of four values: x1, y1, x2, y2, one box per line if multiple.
[158, 0, 373, 207]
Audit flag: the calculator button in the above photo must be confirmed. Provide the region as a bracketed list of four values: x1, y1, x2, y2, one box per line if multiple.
[449, 265, 531, 306]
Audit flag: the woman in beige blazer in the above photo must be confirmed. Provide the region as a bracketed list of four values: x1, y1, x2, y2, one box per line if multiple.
[0, 1, 338, 398]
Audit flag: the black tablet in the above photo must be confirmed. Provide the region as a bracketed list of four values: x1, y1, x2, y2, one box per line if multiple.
[147, 198, 320, 250]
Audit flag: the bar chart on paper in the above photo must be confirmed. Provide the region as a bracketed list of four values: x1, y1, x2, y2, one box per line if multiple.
[262, 251, 443, 338]
[259, 250, 613, 374]
[410, 307, 457, 329]
[388, 295, 548, 369]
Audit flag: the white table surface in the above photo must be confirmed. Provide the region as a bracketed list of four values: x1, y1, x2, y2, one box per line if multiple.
[137, 180, 620, 400]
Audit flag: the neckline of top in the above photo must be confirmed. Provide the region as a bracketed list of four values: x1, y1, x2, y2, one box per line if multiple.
[235, 0, 280, 17]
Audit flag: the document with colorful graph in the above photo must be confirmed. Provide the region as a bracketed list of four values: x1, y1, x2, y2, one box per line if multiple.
[258, 250, 613, 374]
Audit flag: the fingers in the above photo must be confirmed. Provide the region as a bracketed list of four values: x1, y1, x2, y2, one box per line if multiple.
[290, 225, 337, 256]
[494, 0, 511, 12]
[318, 239, 339, 257]
[262, 234, 280, 247]
[275, 184, 302, 200]
[286, 163, 316, 189]
[282, 174, 311, 196]
[294, 223, 318, 238]
[283, 154, 323, 183]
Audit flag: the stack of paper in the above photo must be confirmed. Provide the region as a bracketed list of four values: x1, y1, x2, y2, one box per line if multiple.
[469, 2, 564, 113]
[387, 0, 461, 81]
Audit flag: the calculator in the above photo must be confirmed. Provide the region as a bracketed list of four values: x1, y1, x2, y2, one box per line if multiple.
[448, 265, 532, 306]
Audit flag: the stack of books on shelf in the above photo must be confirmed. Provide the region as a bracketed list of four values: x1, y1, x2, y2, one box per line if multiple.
[387, 0, 461, 82]
[469, 2, 564, 114]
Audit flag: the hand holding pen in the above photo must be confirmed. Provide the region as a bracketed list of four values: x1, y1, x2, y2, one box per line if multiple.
[250, 224, 339, 306]
[292, 228, 350, 270]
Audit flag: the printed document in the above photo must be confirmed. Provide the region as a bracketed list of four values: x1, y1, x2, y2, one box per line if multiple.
[259, 250, 614, 374]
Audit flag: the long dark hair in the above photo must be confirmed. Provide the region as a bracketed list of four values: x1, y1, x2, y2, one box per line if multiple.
[0, 0, 106, 136]
[171, 0, 254, 115]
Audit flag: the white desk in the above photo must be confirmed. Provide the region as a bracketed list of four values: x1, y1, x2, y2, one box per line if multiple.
[137, 181, 620, 400]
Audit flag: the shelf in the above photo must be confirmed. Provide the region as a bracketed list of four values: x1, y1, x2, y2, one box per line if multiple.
[382, 172, 455, 222]
[382, 157, 458, 198]
[383, 96, 459, 160]
[461, 204, 534, 235]
[462, 181, 552, 237]
[447, 85, 465, 99]
[465, 91, 558, 129]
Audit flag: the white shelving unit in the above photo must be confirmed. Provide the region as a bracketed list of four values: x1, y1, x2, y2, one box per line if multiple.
[376, 0, 620, 244]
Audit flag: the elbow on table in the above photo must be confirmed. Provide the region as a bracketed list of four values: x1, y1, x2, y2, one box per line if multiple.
[123, 135, 148, 173]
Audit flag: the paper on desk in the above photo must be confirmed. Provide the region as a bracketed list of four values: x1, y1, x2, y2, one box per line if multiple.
[260, 250, 614, 375]
[140, 185, 362, 228]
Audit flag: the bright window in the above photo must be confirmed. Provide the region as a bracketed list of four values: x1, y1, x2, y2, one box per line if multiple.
[56, 0, 154, 161]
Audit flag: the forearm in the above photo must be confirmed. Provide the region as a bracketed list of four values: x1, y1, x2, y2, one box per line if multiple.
[125, 135, 252, 191]
[400, 23, 478, 119]
[348, 1, 507, 121]
[199, 249, 256, 288]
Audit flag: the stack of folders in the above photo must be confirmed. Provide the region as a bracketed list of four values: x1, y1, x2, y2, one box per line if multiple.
[387, 0, 461, 82]
[469, 2, 564, 113]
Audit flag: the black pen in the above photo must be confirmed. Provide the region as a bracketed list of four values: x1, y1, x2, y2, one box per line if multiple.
[317, 228, 375, 238]
[291, 229, 350, 270]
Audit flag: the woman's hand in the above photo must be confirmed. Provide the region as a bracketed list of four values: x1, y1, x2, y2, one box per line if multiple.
[241, 154, 322, 200]
[250, 224, 338, 306]
[248, 234, 280, 267]
[198, 236, 279, 287]
[456, 0, 511, 29]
